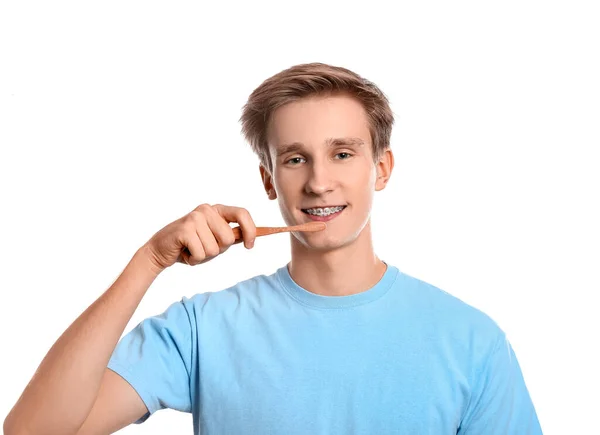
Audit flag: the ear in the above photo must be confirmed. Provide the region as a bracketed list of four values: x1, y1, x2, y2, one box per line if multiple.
[375, 148, 394, 191]
[259, 164, 277, 200]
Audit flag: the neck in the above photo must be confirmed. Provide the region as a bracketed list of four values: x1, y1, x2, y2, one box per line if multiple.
[288, 219, 387, 296]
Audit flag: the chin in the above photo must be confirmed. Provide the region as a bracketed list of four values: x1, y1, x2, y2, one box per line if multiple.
[295, 232, 354, 251]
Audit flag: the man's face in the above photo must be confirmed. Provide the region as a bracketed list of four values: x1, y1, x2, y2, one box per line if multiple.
[261, 93, 391, 251]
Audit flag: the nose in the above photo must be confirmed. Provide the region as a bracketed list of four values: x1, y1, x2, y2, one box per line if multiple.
[304, 160, 334, 195]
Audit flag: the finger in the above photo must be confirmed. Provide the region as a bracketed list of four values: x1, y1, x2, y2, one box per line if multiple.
[202, 206, 237, 251]
[181, 230, 205, 266]
[193, 215, 221, 259]
[213, 204, 257, 249]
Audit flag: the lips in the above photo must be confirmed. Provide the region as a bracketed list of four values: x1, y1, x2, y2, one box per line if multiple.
[301, 205, 346, 212]
[300, 205, 347, 222]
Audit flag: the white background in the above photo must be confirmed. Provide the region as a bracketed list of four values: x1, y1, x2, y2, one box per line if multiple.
[1, 1, 598, 433]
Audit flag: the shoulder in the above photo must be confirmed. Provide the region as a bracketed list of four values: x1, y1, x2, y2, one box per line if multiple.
[181, 269, 280, 315]
[395, 269, 506, 352]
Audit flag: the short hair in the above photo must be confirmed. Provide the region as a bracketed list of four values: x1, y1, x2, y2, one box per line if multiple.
[240, 62, 394, 174]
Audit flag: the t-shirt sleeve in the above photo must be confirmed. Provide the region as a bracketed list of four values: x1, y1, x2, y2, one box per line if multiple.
[458, 333, 543, 434]
[107, 297, 194, 424]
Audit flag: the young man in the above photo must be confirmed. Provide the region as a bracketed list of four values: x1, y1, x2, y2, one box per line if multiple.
[4, 63, 542, 434]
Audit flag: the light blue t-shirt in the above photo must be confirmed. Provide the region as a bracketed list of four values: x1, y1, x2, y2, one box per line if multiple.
[107, 262, 542, 434]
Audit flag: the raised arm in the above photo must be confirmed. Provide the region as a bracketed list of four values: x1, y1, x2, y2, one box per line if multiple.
[4, 203, 257, 435]
[3, 247, 160, 435]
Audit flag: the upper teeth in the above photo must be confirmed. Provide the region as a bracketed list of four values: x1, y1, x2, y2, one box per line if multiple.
[305, 206, 344, 216]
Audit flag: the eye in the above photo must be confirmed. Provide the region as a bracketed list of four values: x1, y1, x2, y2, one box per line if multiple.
[286, 157, 305, 165]
[336, 152, 353, 160]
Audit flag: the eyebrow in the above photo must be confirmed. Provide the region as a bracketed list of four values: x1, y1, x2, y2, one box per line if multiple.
[275, 137, 365, 157]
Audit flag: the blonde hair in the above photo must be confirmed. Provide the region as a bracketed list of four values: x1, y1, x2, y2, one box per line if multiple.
[240, 62, 394, 174]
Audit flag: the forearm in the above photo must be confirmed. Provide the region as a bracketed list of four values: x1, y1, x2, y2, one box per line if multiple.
[4, 245, 161, 435]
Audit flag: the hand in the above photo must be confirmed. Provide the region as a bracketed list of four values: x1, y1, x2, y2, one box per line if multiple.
[141, 203, 257, 273]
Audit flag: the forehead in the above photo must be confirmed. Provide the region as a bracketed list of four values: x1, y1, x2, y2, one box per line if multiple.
[267, 94, 371, 148]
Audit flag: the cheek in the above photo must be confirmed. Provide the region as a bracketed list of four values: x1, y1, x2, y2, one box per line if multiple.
[274, 168, 294, 187]
[355, 168, 377, 189]
[276, 171, 304, 194]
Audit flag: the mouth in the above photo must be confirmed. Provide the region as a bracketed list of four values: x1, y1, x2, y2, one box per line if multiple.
[301, 205, 347, 222]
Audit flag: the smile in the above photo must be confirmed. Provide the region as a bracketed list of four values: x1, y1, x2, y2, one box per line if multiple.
[301, 205, 347, 222]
